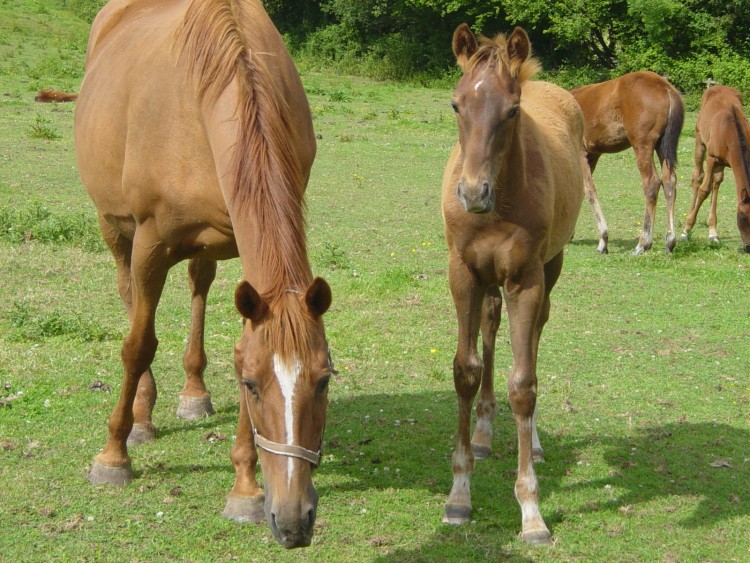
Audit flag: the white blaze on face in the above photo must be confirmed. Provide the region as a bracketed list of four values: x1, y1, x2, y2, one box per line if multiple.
[274, 354, 302, 488]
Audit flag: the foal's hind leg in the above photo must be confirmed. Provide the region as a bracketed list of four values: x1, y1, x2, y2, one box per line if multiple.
[443, 253, 485, 525]
[470, 285, 502, 460]
[583, 153, 609, 253]
[90, 220, 173, 485]
[657, 151, 678, 252]
[633, 145, 662, 255]
[684, 156, 718, 242]
[177, 258, 217, 420]
[681, 134, 707, 241]
[96, 216, 158, 446]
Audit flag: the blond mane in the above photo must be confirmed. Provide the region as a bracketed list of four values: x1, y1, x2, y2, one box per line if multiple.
[177, 0, 314, 361]
[466, 32, 541, 82]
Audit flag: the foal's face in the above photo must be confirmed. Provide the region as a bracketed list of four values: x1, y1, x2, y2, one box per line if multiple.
[451, 64, 521, 213]
[234, 279, 333, 548]
[738, 188, 750, 252]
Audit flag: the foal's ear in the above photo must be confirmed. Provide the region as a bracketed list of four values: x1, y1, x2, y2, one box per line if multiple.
[305, 277, 332, 319]
[235, 281, 269, 323]
[453, 23, 478, 70]
[507, 27, 531, 65]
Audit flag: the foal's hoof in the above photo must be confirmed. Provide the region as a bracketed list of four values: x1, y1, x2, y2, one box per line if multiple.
[709, 235, 721, 245]
[680, 232, 689, 242]
[222, 494, 265, 523]
[442, 503, 472, 525]
[471, 443, 492, 460]
[665, 233, 676, 253]
[177, 395, 215, 420]
[520, 528, 552, 545]
[127, 423, 156, 445]
[89, 460, 133, 486]
[532, 448, 545, 463]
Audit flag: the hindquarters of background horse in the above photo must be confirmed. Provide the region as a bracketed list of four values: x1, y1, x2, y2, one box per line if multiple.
[521, 81, 585, 261]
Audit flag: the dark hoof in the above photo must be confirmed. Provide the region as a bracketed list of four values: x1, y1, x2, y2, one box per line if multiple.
[176, 395, 215, 420]
[127, 423, 156, 445]
[520, 529, 552, 545]
[471, 443, 492, 460]
[665, 233, 676, 253]
[89, 460, 133, 486]
[442, 503, 472, 525]
[222, 494, 265, 523]
[532, 448, 545, 463]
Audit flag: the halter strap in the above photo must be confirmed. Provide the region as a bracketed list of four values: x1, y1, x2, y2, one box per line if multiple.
[242, 386, 323, 467]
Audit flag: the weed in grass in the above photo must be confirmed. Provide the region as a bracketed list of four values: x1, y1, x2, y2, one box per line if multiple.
[28, 114, 60, 140]
[7, 301, 116, 342]
[0, 203, 105, 251]
[329, 89, 351, 102]
[316, 241, 352, 271]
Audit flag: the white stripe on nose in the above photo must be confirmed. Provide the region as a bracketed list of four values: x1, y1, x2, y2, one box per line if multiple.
[274, 354, 302, 488]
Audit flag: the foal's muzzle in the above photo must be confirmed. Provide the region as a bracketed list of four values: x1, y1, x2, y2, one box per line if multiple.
[456, 180, 494, 213]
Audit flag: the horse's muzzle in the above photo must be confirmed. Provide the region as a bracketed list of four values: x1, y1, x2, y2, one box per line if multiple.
[744, 244, 750, 254]
[456, 180, 494, 213]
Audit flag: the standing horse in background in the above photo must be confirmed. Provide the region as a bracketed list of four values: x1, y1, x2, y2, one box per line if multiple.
[572, 71, 685, 254]
[442, 24, 584, 543]
[680, 85, 750, 252]
[75, 0, 334, 548]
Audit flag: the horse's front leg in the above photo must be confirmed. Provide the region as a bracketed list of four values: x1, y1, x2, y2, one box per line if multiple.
[504, 269, 551, 544]
[682, 137, 707, 241]
[470, 285, 502, 460]
[443, 253, 485, 525]
[177, 258, 217, 420]
[707, 167, 725, 243]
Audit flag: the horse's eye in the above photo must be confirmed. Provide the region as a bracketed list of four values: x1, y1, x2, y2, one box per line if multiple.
[507, 105, 520, 119]
[451, 100, 459, 114]
[317, 375, 331, 395]
[243, 379, 259, 399]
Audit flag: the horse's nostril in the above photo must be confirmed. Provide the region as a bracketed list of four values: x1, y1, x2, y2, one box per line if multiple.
[481, 182, 491, 200]
[306, 507, 315, 530]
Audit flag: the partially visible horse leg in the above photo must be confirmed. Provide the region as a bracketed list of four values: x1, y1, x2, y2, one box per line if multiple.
[682, 132, 707, 241]
[177, 258, 217, 420]
[504, 264, 550, 544]
[657, 149, 678, 252]
[90, 221, 172, 485]
[582, 153, 609, 253]
[223, 377, 265, 522]
[443, 253, 485, 525]
[96, 215, 158, 446]
[707, 166, 725, 243]
[470, 285, 502, 460]
[684, 156, 718, 242]
[633, 145, 662, 255]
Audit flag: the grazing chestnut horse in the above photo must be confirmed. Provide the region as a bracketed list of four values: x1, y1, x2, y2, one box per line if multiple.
[680, 85, 750, 252]
[442, 25, 583, 544]
[572, 71, 685, 254]
[75, 0, 334, 548]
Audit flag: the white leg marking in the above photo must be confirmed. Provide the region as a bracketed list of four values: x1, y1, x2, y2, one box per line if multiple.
[274, 354, 301, 489]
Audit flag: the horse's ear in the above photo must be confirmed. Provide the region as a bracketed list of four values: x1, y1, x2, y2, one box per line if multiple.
[235, 281, 269, 323]
[305, 277, 332, 319]
[507, 27, 531, 65]
[741, 188, 750, 204]
[453, 23, 478, 70]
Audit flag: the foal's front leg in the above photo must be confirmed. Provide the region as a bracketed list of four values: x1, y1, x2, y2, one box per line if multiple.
[443, 254, 485, 525]
[504, 270, 551, 544]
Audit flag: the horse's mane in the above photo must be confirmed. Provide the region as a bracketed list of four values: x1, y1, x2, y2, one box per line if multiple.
[466, 33, 541, 82]
[176, 0, 313, 361]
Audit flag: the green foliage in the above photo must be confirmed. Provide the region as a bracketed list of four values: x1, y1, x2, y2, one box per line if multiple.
[53, 0, 106, 22]
[7, 301, 116, 342]
[0, 203, 105, 252]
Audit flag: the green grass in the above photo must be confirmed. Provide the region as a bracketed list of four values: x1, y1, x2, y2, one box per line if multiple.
[1, 2, 749, 561]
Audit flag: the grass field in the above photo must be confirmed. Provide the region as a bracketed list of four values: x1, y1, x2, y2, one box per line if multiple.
[1, 2, 749, 561]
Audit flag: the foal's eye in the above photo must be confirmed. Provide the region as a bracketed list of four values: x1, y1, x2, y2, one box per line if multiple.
[450, 101, 459, 114]
[316, 375, 331, 395]
[242, 379, 259, 399]
[507, 105, 520, 119]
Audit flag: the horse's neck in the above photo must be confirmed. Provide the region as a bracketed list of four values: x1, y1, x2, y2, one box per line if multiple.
[727, 109, 750, 199]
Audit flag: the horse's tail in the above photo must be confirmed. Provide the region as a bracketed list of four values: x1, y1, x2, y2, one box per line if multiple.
[660, 86, 685, 172]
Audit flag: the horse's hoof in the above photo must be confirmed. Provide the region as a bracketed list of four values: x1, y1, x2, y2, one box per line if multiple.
[89, 460, 133, 486]
[597, 246, 609, 254]
[442, 503, 472, 525]
[665, 233, 676, 253]
[632, 246, 646, 256]
[709, 236, 721, 245]
[532, 448, 545, 463]
[222, 494, 265, 523]
[471, 443, 492, 460]
[177, 395, 215, 420]
[127, 423, 156, 445]
[520, 528, 552, 545]
[680, 232, 689, 242]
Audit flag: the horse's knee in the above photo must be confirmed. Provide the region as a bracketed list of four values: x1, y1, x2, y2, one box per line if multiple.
[453, 355, 483, 396]
[508, 382, 536, 419]
[122, 333, 158, 375]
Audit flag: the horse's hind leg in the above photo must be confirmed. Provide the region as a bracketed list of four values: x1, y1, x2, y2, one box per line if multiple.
[658, 151, 678, 252]
[633, 145, 662, 255]
[684, 156, 718, 242]
[96, 216, 158, 446]
[443, 252, 484, 525]
[177, 258, 217, 420]
[89, 220, 172, 485]
[583, 153, 609, 253]
[681, 134, 707, 241]
[470, 285, 502, 460]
